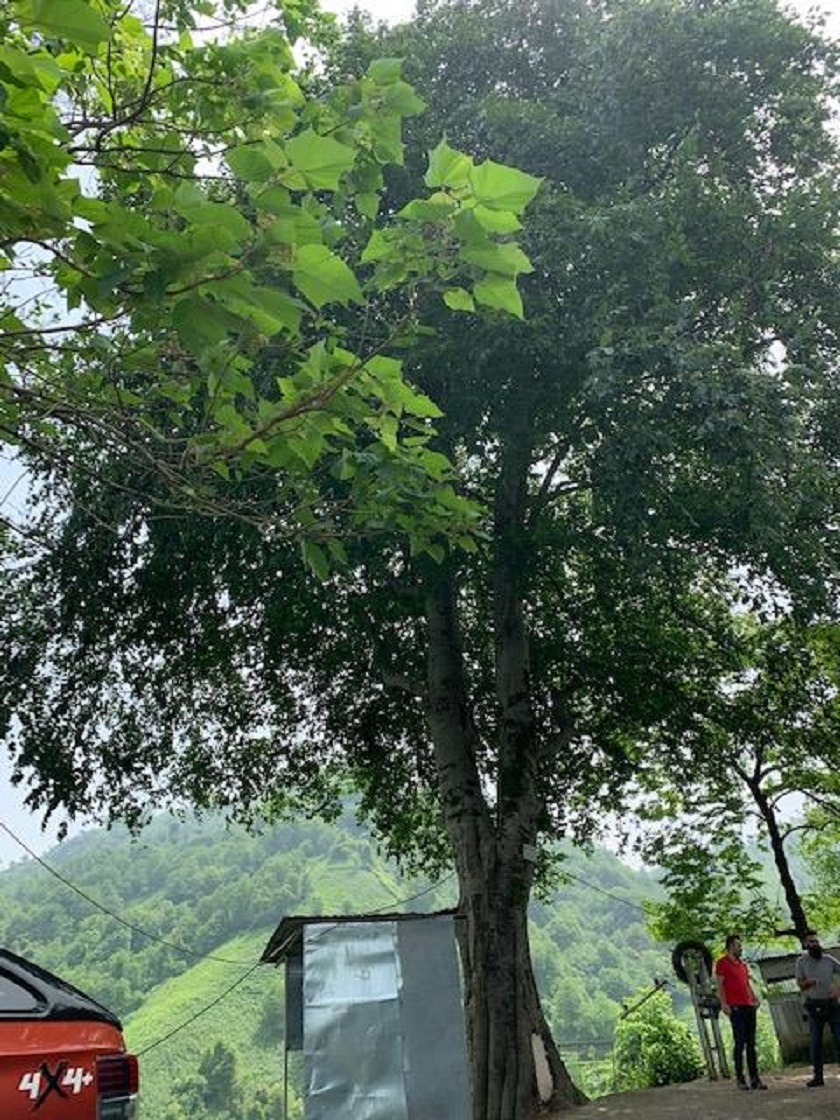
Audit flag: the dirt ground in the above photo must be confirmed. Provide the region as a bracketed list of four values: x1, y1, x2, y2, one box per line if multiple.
[546, 1069, 840, 1119]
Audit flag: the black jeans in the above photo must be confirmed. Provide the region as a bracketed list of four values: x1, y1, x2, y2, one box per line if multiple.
[805, 999, 840, 1081]
[729, 1005, 759, 1084]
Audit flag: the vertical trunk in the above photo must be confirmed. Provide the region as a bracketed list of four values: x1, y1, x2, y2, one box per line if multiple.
[422, 422, 584, 1119]
[456, 870, 588, 1119]
[750, 780, 810, 940]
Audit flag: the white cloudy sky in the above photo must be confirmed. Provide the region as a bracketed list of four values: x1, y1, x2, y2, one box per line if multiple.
[1, 0, 839, 867]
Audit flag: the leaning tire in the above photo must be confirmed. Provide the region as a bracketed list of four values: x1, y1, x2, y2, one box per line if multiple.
[672, 939, 713, 984]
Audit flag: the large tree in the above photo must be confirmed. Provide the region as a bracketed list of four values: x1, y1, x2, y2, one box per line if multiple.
[3, 2, 840, 1118]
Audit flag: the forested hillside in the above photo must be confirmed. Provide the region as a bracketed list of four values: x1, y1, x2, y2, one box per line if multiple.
[0, 814, 671, 1115]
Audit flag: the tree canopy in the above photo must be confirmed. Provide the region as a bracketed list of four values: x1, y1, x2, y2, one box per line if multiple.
[3, 0, 840, 1115]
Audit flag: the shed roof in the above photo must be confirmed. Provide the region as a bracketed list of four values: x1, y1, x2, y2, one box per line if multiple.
[755, 944, 840, 984]
[261, 909, 460, 965]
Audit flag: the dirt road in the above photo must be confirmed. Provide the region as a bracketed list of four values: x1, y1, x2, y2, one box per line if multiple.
[564, 1070, 839, 1119]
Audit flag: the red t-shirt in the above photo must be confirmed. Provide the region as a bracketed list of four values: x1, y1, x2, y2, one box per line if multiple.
[715, 955, 756, 1006]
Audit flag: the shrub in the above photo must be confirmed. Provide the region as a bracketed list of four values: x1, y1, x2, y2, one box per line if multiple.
[613, 989, 704, 1090]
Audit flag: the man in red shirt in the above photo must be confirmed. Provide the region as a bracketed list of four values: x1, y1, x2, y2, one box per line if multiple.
[715, 934, 767, 1090]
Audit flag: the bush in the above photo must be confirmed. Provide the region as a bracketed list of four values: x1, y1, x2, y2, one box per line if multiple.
[613, 989, 704, 1090]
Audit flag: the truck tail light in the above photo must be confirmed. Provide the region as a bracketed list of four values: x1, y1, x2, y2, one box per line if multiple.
[97, 1054, 139, 1119]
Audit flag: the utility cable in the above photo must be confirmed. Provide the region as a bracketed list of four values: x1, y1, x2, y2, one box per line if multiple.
[0, 819, 256, 965]
[559, 866, 649, 916]
[136, 872, 458, 1060]
[135, 961, 265, 1057]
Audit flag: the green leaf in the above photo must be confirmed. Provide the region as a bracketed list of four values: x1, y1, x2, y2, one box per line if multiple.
[361, 229, 390, 263]
[366, 58, 404, 84]
[17, 0, 111, 46]
[468, 160, 542, 214]
[461, 241, 533, 277]
[292, 244, 363, 308]
[471, 205, 523, 234]
[356, 192, 380, 219]
[399, 195, 458, 221]
[286, 129, 356, 191]
[172, 295, 229, 351]
[443, 287, 475, 312]
[379, 413, 399, 451]
[473, 275, 524, 319]
[382, 81, 426, 116]
[302, 539, 330, 581]
[425, 140, 473, 190]
[226, 141, 286, 182]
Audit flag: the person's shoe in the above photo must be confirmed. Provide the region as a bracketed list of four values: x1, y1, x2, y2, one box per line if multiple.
[751, 1081, 768, 1090]
[806, 1078, 824, 1087]
[737, 1080, 750, 1091]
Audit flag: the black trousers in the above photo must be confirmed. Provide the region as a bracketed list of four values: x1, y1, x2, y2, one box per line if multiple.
[729, 1005, 759, 1084]
[805, 999, 840, 1081]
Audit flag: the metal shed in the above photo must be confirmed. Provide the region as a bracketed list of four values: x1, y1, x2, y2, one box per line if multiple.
[262, 910, 472, 1120]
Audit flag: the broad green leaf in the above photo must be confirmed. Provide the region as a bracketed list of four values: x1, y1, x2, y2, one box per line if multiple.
[292, 244, 363, 308]
[443, 287, 475, 312]
[302, 539, 330, 581]
[214, 276, 303, 336]
[471, 205, 523, 234]
[286, 129, 356, 191]
[468, 160, 542, 214]
[425, 140, 473, 190]
[172, 295, 229, 351]
[366, 58, 404, 84]
[16, 0, 110, 46]
[361, 229, 390, 263]
[461, 241, 533, 277]
[399, 195, 458, 221]
[382, 81, 426, 116]
[379, 414, 399, 451]
[473, 275, 524, 319]
[356, 192, 380, 219]
[226, 141, 286, 182]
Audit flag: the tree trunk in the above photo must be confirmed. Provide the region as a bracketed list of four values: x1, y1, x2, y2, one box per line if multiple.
[750, 780, 810, 941]
[457, 869, 588, 1118]
[423, 559, 584, 1119]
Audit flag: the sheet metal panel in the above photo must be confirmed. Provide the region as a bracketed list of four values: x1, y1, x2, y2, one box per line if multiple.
[303, 921, 408, 1120]
[398, 916, 471, 1120]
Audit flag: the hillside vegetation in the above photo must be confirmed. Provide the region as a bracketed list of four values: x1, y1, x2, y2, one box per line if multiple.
[0, 814, 672, 1114]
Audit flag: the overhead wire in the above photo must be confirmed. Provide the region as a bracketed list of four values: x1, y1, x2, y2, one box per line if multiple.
[0, 819, 255, 964]
[135, 872, 458, 1059]
[559, 866, 649, 916]
[1, 816, 666, 1062]
[0, 817, 458, 1058]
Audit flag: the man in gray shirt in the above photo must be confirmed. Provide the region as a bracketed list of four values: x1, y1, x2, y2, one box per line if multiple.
[795, 930, 840, 1087]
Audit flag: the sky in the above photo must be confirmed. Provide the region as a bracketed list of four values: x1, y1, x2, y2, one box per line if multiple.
[1, 0, 839, 868]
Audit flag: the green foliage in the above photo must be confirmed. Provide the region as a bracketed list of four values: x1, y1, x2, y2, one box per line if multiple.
[637, 620, 840, 941]
[613, 989, 704, 1090]
[4, 1, 840, 1105]
[0, 0, 537, 566]
[644, 834, 781, 947]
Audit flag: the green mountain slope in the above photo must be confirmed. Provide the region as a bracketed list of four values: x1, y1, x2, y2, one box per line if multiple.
[0, 814, 670, 1114]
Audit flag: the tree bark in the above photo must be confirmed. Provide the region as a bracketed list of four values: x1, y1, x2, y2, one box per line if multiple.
[422, 423, 585, 1119]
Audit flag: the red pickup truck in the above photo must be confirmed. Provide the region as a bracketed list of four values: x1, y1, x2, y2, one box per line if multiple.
[0, 949, 138, 1119]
